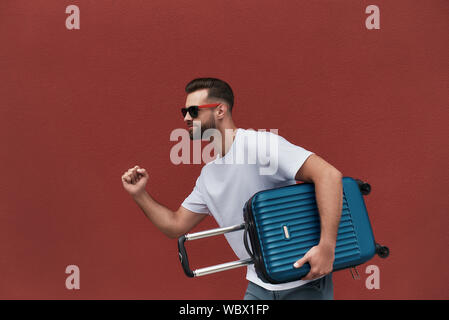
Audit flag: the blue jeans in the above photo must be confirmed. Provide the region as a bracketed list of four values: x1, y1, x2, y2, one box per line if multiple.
[243, 274, 333, 300]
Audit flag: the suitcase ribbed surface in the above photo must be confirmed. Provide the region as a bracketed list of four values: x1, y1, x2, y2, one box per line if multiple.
[251, 182, 362, 280]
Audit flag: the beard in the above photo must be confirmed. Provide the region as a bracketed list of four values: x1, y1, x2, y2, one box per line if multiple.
[189, 114, 216, 140]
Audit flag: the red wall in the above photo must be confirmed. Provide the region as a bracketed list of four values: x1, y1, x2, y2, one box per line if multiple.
[0, 0, 448, 299]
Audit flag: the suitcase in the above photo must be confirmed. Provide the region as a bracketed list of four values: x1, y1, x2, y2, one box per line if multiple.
[178, 177, 389, 283]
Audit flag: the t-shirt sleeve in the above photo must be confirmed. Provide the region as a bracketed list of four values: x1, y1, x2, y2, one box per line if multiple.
[181, 176, 210, 214]
[265, 132, 314, 182]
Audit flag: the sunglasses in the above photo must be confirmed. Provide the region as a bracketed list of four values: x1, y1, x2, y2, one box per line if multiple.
[181, 103, 220, 118]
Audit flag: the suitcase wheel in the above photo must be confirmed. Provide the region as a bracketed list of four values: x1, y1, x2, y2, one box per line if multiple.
[375, 243, 390, 258]
[355, 179, 371, 195]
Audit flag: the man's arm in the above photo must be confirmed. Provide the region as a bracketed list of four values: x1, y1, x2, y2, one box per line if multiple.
[122, 165, 207, 239]
[293, 154, 343, 280]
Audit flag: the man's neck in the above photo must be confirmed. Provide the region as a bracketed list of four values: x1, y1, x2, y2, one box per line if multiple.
[211, 125, 238, 158]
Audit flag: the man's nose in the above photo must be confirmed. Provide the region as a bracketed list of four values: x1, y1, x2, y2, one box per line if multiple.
[184, 112, 193, 122]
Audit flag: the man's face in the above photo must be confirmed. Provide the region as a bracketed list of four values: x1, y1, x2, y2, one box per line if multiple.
[184, 89, 217, 140]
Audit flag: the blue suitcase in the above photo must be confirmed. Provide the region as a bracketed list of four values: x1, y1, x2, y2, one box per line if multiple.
[178, 177, 389, 283]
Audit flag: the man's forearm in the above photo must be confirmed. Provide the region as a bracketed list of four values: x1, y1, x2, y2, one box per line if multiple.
[313, 171, 343, 248]
[132, 191, 178, 237]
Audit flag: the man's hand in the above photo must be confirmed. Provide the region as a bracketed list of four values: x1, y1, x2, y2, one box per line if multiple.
[121, 165, 149, 197]
[293, 243, 335, 280]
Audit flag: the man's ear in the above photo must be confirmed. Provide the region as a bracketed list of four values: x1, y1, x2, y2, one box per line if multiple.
[215, 103, 229, 119]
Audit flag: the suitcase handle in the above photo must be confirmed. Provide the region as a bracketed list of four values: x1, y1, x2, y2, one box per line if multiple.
[243, 225, 255, 260]
[178, 235, 195, 277]
[178, 223, 253, 277]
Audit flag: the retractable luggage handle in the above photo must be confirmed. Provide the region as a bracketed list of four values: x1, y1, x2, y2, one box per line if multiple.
[178, 223, 254, 278]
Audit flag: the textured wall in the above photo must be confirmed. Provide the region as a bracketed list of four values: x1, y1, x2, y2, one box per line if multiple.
[0, 0, 448, 299]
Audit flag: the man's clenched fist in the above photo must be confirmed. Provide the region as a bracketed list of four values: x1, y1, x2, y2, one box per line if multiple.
[121, 165, 149, 197]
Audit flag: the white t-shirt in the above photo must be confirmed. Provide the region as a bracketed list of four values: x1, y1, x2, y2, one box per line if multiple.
[181, 128, 315, 290]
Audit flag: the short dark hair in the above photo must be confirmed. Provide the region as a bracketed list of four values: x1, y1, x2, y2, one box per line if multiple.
[185, 77, 234, 113]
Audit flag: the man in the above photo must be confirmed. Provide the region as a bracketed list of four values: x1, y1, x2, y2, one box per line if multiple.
[121, 78, 343, 300]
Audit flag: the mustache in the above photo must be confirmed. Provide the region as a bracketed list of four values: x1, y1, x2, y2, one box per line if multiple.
[185, 121, 201, 127]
